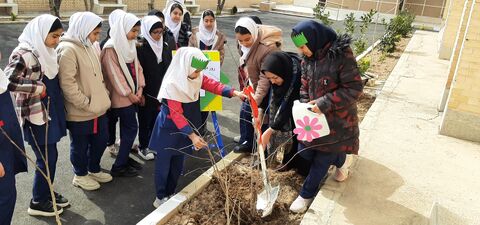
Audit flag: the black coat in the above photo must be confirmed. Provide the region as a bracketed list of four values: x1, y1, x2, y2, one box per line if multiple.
[267, 52, 302, 131]
[137, 32, 175, 106]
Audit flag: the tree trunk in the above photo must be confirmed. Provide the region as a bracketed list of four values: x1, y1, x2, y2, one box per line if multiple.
[48, 0, 62, 18]
[83, 0, 89, 11]
[89, 0, 95, 11]
[217, 0, 226, 15]
[148, 0, 155, 10]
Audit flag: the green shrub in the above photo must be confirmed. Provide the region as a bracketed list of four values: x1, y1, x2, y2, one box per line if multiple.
[313, 1, 332, 27]
[10, 12, 17, 21]
[344, 13, 355, 36]
[358, 57, 371, 75]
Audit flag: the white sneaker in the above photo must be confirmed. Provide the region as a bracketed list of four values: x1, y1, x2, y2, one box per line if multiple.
[107, 144, 118, 156]
[233, 136, 241, 143]
[88, 171, 113, 183]
[289, 195, 313, 213]
[138, 148, 155, 161]
[153, 197, 169, 208]
[73, 175, 101, 191]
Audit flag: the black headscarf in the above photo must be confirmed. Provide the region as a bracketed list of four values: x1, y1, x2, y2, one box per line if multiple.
[291, 20, 337, 55]
[148, 9, 164, 19]
[261, 51, 294, 97]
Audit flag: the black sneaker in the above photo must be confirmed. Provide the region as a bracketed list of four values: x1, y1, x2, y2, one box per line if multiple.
[54, 192, 70, 208]
[233, 143, 252, 154]
[128, 158, 143, 170]
[28, 199, 64, 217]
[110, 166, 139, 177]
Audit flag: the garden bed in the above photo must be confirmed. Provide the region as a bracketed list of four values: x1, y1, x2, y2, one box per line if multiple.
[146, 35, 413, 225]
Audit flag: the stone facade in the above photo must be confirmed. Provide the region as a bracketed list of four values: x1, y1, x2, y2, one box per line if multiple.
[440, 0, 480, 142]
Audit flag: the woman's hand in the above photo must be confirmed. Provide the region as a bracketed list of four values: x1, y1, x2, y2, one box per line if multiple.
[128, 93, 141, 104]
[0, 162, 5, 178]
[233, 90, 247, 101]
[308, 100, 322, 114]
[188, 133, 208, 151]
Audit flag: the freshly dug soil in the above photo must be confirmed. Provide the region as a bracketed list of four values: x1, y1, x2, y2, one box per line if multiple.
[166, 37, 412, 225]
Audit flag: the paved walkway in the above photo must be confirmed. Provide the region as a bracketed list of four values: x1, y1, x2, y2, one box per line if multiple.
[302, 30, 480, 225]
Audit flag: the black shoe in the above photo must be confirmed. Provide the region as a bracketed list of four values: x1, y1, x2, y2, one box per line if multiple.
[54, 192, 70, 208]
[28, 199, 64, 217]
[128, 158, 143, 170]
[110, 166, 139, 177]
[233, 143, 252, 154]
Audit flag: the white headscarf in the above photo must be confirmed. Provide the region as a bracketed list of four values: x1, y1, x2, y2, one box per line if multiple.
[65, 12, 103, 47]
[0, 68, 8, 94]
[141, 16, 163, 63]
[108, 9, 125, 28]
[17, 14, 60, 79]
[105, 13, 139, 63]
[158, 47, 209, 103]
[234, 17, 259, 64]
[198, 10, 217, 47]
[163, 1, 185, 43]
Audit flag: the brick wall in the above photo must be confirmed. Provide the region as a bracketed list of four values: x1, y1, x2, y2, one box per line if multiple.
[440, 0, 480, 142]
[326, 0, 446, 17]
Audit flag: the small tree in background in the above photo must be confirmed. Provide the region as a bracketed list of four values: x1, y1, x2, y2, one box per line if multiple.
[313, 0, 332, 27]
[344, 13, 356, 36]
[48, 0, 62, 18]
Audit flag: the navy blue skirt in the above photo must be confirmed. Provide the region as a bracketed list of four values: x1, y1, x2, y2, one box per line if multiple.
[24, 76, 67, 146]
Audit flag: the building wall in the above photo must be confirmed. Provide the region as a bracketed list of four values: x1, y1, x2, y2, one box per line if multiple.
[440, 0, 480, 142]
[326, 0, 446, 18]
[15, 0, 293, 14]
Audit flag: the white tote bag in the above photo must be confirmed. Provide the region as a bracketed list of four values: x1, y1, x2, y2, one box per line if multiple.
[292, 100, 330, 142]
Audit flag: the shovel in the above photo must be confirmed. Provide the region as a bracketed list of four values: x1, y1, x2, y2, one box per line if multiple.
[244, 86, 280, 217]
[255, 141, 280, 217]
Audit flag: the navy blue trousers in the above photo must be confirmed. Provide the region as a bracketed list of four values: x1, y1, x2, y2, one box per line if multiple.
[107, 109, 118, 146]
[110, 105, 138, 170]
[31, 144, 58, 203]
[154, 149, 185, 199]
[299, 144, 346, 199]
[138, 103, 160, 150]
[68, 116, 108, 176]
[0, 169, 16, 225]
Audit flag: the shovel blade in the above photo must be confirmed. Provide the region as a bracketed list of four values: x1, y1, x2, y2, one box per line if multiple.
[256, 185, 280, 217]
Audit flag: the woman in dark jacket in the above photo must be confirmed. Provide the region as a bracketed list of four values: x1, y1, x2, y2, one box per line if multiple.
[260, 51, 309, 176]
[288, 20, 363, 213]
[136, 16, 175, 160]
[163, 2, 191, 49]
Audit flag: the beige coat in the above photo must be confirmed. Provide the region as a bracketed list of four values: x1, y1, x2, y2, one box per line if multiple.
[189, 27, 226, 65]
[241, 25, 282, 106]
[57, 38, 111, 122]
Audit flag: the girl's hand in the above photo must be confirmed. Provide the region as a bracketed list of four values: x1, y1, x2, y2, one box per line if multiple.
[233, 90, 247, 101]
[0, 162, 5, 178]
[40, 83, 47, 99]
[308, 100, 322, 114]
[261, 128, 274, 150]
[189, 133, 208, 151]
[128, 93, 141, 104]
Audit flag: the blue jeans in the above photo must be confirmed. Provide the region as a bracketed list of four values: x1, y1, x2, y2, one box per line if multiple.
[239, 101, 254, 147]
[31, 144, 58, 203]
[299, 144, 346, 199]
[110, 105, 138, 170]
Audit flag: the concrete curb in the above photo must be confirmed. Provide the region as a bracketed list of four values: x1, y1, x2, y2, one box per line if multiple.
[137, 151, 245, 225]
